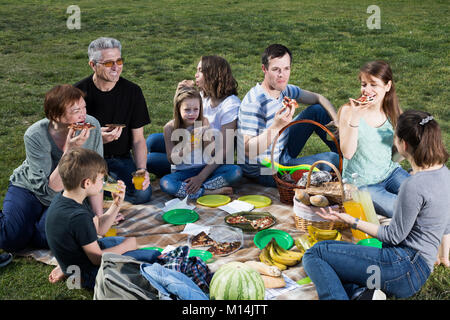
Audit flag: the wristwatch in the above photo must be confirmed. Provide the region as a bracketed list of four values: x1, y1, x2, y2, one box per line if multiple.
[351, 218, 360, 229]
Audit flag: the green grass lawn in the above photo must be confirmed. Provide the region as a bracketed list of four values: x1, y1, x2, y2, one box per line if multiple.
[0, 0, 449, 300]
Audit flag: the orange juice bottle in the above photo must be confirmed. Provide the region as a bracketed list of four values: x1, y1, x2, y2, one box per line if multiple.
[343, 200, 371, 241]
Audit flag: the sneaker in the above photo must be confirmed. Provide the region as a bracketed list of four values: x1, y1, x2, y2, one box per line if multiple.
[0, 252, 13, 268]
[354, 288, 386, 300]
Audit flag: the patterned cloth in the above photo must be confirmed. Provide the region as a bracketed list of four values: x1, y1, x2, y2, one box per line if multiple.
[18, 177, 360, 300]
[157, 245, 213, 293]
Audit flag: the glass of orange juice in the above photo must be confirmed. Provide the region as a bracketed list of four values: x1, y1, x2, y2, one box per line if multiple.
[343, 200, 371, 241]
[132, 170, 145, 190]
[103, 174, 120, 193]
[104, 227, 117, 237]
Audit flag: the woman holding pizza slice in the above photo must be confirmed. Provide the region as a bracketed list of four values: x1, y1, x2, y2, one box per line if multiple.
[0, 84, 103, 253]
[337, 60, 409, 218]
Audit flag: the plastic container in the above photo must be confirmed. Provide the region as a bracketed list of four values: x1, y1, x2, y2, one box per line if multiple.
[342, 200, 371, 241]
[357, 238, 382, 248]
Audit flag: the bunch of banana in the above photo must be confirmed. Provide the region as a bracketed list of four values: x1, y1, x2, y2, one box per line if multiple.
[295, 234, 313, 253]
[259, 238, 303, 270]
[307, 225, 342, 243]
[295, 226, 342, 252]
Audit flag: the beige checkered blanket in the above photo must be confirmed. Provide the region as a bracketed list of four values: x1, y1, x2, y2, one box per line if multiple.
[19, 178, 385, 300]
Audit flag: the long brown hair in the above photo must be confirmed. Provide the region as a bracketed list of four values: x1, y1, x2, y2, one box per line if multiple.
[200, 55, 238, 100]
[173, 86, 204, 130]
[396, 110, 448, 168]
[359, 60, 401, 128]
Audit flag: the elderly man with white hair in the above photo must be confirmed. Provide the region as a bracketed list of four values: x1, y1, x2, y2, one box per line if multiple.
[75, 37, 152, 206]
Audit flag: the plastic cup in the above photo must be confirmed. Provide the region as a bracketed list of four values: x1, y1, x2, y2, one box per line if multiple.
[132, 171, 145, 190]
[104, 228, 117, 237]
[103, 174, 120, 193]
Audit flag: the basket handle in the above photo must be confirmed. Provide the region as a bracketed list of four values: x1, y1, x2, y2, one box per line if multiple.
[305, 160, 345, 203]
[269, 119, 343, 175]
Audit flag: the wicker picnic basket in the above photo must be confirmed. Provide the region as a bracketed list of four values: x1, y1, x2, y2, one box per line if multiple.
[270, 119, 343, 205]
[293, 160, 349, 232]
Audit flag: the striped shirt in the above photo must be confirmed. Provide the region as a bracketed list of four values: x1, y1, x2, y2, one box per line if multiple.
[237, 83, 302, 177]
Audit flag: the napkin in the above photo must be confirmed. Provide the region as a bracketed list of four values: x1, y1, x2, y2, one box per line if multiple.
[163, 196, 196, 212]
[219, 200, 254, 214]
[181, 223, 211, 236]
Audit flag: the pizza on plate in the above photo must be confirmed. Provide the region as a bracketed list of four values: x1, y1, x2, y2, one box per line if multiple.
[190, 231, 217, 247]
[250, 216, 274, 230]
[207, 241, 241, 256]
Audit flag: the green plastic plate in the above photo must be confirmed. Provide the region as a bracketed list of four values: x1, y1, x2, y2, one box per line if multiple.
[253, 229, 294, 250]
[162, 208, 199, 225]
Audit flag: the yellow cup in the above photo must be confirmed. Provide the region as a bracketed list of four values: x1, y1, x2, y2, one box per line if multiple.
[104, 228, 117, 237]
[132, 171, 145, 190]
[343, 200, 371, 241]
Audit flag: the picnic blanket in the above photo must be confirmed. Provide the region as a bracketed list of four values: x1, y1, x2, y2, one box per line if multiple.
[17, 177, 390, 300]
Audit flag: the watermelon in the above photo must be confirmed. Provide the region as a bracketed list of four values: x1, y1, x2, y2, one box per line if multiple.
[209, 262, 265, 300]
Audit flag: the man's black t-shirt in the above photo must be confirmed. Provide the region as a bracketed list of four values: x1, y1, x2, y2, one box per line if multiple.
[75, 75, 151, 158]
[45, 193, 99, 275]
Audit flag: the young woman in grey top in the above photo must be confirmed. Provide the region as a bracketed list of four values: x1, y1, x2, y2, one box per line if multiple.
[303, 109, 449, 300]
[0, 85, 103, 252]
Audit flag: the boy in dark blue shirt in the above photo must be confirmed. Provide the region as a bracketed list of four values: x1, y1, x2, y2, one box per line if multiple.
[45, 148, 158, 289]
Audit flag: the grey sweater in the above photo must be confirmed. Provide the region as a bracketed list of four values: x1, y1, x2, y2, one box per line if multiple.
[377, 165, 450, 272]
[9, 115, 103, 206]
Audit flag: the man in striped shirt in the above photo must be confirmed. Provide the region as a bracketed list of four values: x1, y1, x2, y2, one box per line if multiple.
[237, 44, 339, 187]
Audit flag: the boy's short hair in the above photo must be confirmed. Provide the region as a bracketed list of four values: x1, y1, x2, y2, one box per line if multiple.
[261, 44, 292, 69]
[58, 148, 107, 191]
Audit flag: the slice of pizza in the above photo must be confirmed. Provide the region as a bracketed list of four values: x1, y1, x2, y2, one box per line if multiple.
[190, 231, 217, 248]
[250, 216, 274, 230]
[207, 241, 241, 256]
[282, 96, 299, 109]
[68, 122, 95, 130]
[226, 215, 251, 225]
[351, 95, 375, 105]
[105, 124, 126, 128]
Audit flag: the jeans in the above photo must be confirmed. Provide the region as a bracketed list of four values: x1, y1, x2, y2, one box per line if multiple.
[0, 184, 49, 252]
[302, 240, 430, 300]
[160, 164, 242, 199]
[257, 104, 340, 188]
[141, 263, 209, 300]
[81, 236, 161, 289]
[146, 133, 172, 177]
[106, 156, 152, 204]
[363, 167, 410, 218]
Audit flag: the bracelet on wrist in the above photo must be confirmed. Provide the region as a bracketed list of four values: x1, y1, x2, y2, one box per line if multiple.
[351, 218, 359, 229]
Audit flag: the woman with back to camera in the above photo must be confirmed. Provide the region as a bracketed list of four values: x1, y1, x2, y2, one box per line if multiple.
[303, 110, 450, 300]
